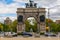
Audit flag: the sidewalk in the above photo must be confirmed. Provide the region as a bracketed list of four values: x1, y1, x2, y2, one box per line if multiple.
[0, 37, 59, 40]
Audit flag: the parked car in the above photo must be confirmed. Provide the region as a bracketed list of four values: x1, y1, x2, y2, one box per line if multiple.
[21, 32, 32, 37]
[11, 32, 17, 37]
[0, 32, 4, 37]
[44, 32, 56, 37]
[4, 32, 17, 37]
[4, 32, 12, 37]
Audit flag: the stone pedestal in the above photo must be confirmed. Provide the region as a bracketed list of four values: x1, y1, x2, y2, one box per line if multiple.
[17, 23, 24, 33]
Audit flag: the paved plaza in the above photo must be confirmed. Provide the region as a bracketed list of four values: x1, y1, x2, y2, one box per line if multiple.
[0, 37, 60, 40]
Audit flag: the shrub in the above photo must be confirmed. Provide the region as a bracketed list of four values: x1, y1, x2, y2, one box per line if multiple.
[40, 32, 44, 35]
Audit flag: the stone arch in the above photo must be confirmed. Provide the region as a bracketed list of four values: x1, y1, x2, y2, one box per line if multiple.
[17, 8, 46, 33]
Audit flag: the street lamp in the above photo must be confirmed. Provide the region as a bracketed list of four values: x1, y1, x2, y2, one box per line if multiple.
[48, 8, 50, 34]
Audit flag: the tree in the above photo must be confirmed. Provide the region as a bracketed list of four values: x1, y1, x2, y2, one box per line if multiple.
[25, 19, 37, 32]
[32, 20, 37, 32]
[12, 20, 17, 32]
[57, 24, 60, 32]
[46, 19, 58, 33]
[25, 20, 31, 32]
[46, 19, 53, 27]
[50, 23, 58, 32]
[2, 24, 8, 32]
[0, 23, 3, 31]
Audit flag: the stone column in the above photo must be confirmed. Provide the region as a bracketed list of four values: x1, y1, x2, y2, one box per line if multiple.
[17, 23, 24, 33]
[34, 23, 40, 37]
[22, 24, 25, 32]
[37, 23, 40, 33]
[40, 23, 46, 33]
[37, 23, 40, 35]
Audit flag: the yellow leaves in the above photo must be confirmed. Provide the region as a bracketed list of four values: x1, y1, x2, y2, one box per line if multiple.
[46, 26, 49, 30]
[0, 23, 3, 31]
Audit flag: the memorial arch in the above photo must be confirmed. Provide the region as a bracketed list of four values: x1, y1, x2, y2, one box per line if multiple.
[16, 0, 46, 33]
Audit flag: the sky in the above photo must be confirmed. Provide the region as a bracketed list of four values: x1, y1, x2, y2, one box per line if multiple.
[0, 0, 60, 23]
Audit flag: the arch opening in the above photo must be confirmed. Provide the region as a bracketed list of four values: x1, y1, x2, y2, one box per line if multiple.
[25, 17, 37, 32]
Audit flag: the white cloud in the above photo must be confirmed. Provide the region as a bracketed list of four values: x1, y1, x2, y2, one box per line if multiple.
[0, 0, 25, 14]
[56, 0, 60, 5]
[0, 0, 60, 14]
[50, 9, 58, 14]
[0, 0, 60, 22]
[13, 0, 29, 3]
[0, 8, 16, 13]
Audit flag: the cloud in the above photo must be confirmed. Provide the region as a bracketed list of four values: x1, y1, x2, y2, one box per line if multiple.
[0, 8, 16, 13]
[13, 0, 29, 3]
[0, 0, 60, 14]
[0, 16, 17, 23]
[0, 0, 23, 22]
[46, 5, 60, 21]
[0, 3, 25, 14]
[0, 13, 16, 17]
[0, 0, 25, 14]
[0, 0, 60, 22]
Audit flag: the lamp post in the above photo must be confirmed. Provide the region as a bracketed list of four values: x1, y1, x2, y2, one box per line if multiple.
[48, 8, 50, 34]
